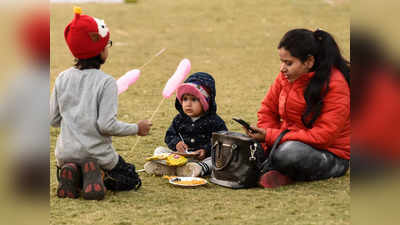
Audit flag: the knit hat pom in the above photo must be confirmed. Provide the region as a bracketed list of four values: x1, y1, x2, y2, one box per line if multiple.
[74, 6, 82, 16]
[73, 6, 81, 25]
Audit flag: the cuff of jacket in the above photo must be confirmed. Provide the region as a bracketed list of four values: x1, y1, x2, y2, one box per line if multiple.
[265, 128, 283, 147]
[167, 137, 180, 151]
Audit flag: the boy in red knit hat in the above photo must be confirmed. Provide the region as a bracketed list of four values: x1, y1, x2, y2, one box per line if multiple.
[50, 7, 152, 200]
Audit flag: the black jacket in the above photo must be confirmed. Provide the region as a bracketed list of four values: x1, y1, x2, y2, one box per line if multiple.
[164, 72, 227, 157]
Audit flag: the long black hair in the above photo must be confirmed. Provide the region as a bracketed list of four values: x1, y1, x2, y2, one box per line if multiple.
[278, 28, 350, 128]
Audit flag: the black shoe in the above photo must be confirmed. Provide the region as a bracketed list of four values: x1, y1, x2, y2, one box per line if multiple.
[56, 163, 82, 198]
[81, 160, 106, 200]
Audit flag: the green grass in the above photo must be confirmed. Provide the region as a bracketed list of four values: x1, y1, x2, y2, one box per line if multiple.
[50, 1, 350, 224]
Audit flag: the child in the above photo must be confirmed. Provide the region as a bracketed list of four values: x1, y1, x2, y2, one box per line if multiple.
[245, 28, 350, 188]
[50, 7, 152, 200]
[144, 72, 227, 177]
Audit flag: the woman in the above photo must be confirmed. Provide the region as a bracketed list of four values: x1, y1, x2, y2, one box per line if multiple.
[246, 28, 350, 188]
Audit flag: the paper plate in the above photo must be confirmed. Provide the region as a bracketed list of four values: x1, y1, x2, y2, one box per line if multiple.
[169, 177, 208, 187]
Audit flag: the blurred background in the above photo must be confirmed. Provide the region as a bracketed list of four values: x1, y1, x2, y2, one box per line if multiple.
[0, 0, 49, 225]
[352, 1, 400, 225]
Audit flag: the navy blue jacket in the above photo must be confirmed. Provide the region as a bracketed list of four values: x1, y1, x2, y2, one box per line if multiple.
[165, 72, 227, 157]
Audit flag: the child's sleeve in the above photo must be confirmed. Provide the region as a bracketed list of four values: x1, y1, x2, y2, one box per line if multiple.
[49, 85, 61, 127]
[164, 116, 180, 151]
[201, 116, 228, 157]
[97, 78, 139, 136]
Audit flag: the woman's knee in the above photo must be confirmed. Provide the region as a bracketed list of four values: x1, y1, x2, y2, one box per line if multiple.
[271, 141, 311, 168]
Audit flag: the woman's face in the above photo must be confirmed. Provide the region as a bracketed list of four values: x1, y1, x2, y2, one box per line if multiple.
[278, 47, 314, 82]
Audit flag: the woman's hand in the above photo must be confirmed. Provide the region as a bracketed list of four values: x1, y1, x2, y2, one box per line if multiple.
[243, 126, 266, 142]
[193, 149, 206, 160]
[176, 141, 188, 153]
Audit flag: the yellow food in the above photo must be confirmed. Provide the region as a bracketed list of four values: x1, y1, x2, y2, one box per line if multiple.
[162, 175, 177, 179]
[173, 180, 206, 185]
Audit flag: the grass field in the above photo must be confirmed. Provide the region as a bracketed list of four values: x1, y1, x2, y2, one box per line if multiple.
[50, 1, 350, 224]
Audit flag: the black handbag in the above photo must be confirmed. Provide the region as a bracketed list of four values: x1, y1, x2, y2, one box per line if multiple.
[209, 131, 259, 189]
[209, 130, 290, 189]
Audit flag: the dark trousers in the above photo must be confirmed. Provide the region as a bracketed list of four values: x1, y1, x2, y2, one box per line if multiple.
[268, 141, 349, 181]
[104, 155, 142, 191]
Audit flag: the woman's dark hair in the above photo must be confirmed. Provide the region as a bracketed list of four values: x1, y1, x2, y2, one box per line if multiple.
[74, 54, 105, 70]
[278, 28, 350, 128]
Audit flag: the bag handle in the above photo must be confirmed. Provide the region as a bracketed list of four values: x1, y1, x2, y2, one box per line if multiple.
[259, 129, 290, 174]
[212, 140, 236, 171]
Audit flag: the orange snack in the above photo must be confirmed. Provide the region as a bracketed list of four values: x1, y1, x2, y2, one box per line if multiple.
[174, 180, 206, 185]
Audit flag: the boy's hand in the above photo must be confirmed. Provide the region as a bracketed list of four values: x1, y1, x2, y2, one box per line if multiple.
[176, 141, 188, 153]
[137, 120, 152, 136]
[244, 126, 266, 142]
[194, 149, 206, 160]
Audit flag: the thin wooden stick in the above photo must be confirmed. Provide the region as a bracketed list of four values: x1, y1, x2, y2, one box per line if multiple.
[139, 48, 166, 70]
[149, 98, 166, 122]
[130, 98, 166, 152]
[127, 48, 166, 154]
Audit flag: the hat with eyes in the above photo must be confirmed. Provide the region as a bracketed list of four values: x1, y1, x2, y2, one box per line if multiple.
[64, 6, 110, 59]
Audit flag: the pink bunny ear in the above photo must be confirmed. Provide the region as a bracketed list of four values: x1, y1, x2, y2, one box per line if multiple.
[117, 69, 141, 95]
[162, 59, 191, 98]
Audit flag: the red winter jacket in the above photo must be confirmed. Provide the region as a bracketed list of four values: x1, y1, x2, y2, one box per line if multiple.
[257, 68, 351, 160]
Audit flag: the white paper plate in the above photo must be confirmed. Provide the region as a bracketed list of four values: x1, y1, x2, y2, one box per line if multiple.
[169, 177, 208, 187]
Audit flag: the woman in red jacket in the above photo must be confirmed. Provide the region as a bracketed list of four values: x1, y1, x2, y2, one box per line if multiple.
[245, 29, 350, 188]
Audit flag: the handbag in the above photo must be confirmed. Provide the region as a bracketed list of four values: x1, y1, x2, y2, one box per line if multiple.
[209, 131, 259, 189]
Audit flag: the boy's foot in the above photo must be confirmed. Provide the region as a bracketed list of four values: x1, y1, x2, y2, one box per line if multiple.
[176, 162, 202, 177]
[56, 163, 82, 199]
[81, 160, 106, 200]
[144, 161, 176, 176]
[258, 170, 294, 188]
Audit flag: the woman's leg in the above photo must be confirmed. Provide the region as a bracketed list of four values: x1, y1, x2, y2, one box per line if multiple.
[270, 141, 349, 181]
[104, 155, 141, 191]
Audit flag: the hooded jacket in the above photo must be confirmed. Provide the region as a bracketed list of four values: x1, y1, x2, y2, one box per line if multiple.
[165, 72, 227, 157]
[258, 68, 351, 160]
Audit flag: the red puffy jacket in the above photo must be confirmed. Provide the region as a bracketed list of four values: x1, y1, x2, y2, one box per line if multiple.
[257, 68, 350, 160]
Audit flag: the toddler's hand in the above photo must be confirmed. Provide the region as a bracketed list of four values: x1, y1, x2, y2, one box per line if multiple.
[137, 120, 152, 136]
[176, 141, 188, 153]
[194, 149, 206, 160]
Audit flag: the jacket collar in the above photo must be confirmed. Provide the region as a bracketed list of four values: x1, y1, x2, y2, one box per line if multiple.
[281, 71, 315, 85]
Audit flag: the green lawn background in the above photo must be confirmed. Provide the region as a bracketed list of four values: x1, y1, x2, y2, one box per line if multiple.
[50, 1, 350, 224]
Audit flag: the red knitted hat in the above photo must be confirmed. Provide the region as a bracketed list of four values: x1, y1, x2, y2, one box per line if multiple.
[64, 7, 110, 59]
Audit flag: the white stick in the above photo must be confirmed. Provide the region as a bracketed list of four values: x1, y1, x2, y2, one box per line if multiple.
[127, 49, 166, 154]
[149, 98, 166, 122]
[130, 98, 166, 152]
[139, 48, 166, 70]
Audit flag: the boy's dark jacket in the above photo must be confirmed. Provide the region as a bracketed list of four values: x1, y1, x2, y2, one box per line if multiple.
[165, 72, 227, 157]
